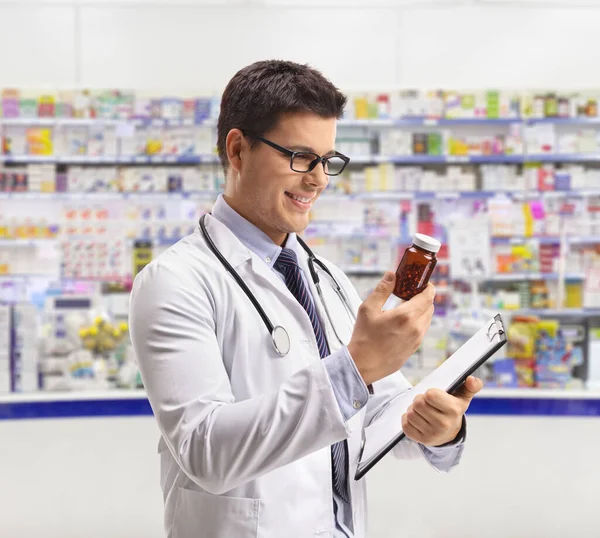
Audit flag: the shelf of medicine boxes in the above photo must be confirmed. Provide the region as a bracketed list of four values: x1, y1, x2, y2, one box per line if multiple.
[0, 191, 221, 201]
[339, 117, 600, 127]
[8, 153, 600, 166]
[499, 308, 600, 318]
[0, 154, 220, 165]
[6, 116, 600, 128]
[2, 190, 600, 203]
[0, 117, 215, 128]
[7, 116, 600, 166]
[347, 155, 600, 165]
[2, 387, 600, 420]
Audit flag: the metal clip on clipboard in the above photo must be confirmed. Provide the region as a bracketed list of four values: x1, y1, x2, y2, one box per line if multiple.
[486, 316, 505, 342]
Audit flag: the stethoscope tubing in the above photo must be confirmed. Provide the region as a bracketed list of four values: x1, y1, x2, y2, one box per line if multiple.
[199, 214, 355, 356]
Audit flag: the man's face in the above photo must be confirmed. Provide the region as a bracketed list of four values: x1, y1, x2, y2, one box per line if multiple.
[225, 111, 336, 245]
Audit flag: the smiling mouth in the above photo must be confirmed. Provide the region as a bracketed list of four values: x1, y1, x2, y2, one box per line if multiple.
[285, 192, 315, 203]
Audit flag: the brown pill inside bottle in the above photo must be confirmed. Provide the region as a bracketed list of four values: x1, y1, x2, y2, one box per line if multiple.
[393, 233, 441, 301]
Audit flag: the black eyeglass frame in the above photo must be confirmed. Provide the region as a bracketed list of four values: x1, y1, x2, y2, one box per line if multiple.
[241, 130, 350, 176]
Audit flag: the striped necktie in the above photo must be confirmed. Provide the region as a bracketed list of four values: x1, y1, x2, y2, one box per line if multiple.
[274, 247, 350, 504]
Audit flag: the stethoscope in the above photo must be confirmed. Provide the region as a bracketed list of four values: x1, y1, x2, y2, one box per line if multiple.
[199, 214, 356, 357]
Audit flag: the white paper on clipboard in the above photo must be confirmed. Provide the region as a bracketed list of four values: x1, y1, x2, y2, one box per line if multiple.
[356, 314, 506, 479]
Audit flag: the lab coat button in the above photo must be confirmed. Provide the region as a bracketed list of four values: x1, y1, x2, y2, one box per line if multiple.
[266, 256, 271, 263]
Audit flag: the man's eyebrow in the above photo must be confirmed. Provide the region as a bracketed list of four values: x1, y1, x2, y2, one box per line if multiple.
[289, 145, 336, 156]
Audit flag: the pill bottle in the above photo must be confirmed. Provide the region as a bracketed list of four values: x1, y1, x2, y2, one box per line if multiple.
[393, 233, 441, 301]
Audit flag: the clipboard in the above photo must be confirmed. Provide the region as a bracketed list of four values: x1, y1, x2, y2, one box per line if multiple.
[355, 313, 507, 481]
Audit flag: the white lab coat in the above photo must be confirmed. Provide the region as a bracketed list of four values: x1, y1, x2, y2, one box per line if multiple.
[129, 214, 438, 538]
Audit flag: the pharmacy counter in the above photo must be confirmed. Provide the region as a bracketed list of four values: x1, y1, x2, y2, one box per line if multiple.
[1, 388, 600, 420]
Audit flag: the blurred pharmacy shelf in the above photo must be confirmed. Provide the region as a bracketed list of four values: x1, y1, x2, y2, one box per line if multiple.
[8, 115, 600, 169]
[0, 117, 216, 128]
[0, 154, 220, 165]
[2, 388, 600, 420]
[1, 190, 598, 201]
[338, 265, 389, 275]
[524, 118, 600, 126]
[0, 191, 219, 201]
[491, 236, 561, 245]
[0, 389, 146, 403]
[527, 153, 600, 163]
[9, 153, 600, 166]
[0, 238, 58, 247]
[9, 117, 600, 129]
[483, 272, 586, 282]
[386, 155, 525, 165]
[491, 236, 599, 245]
[498, 308, 600, 318]
[355, 154, 600, 165]
[481, 388, 600, 399]
[340, 117, 600, 128]
[2, 116, 599, 400]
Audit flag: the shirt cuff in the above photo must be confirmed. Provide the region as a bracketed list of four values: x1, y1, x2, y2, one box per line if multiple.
[418, 437, 464, 473]
[323, 347, 370, 422]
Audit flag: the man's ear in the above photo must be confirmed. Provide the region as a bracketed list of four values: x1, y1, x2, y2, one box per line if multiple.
[226, 129, 245, 174]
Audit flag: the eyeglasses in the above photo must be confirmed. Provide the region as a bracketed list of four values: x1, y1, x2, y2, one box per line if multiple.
[242, 131, 350, 176]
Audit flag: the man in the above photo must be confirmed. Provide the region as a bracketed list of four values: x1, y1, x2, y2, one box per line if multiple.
[129, 60, 482, 538]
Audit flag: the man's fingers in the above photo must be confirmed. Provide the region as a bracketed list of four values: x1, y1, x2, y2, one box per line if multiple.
[363, 272, 396, 312]
[402, 412, 425, 441]
[412, 399, 446, 430]
[395, 283, 436, 315]
[454, 376, 484, 402]
[421, 388, 454, 413]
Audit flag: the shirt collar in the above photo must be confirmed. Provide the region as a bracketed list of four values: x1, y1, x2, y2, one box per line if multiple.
[211, 194, 300, 268]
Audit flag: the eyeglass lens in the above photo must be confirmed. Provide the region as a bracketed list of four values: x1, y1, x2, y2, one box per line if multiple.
[291, 153, 346, 176]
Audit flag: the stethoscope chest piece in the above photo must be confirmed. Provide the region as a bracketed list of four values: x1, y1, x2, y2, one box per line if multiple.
[272, 326, 291, 357]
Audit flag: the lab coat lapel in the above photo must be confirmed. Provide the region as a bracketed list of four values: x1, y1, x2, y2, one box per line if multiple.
[201, 214, 251, 269]
[246, 255, 294, 299]
[204, 214, 312, 316]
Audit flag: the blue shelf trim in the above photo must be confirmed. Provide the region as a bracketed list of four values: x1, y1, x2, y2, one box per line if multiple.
[525, 118, 600, 126]
[391, 118, 520, 127]
[382, 155, 524, 165]
[469, 155, 525, 164]
[482, 272, 585, 281]
[491, 236, 561, 245]
[528, 153, 600, 163]
[5, 116, 600, 129]
[468, 397, 600, 416]
[1, 395, 600, 420]
[384, 153, 600, 164]
[0, 398, 153, 420]
[0, 117, 215, 128]
[1, 190, 594, 201]
[387, 155, 524, 165]
[341, 117, 600, 127]
[5, 153, 600, 166]
[509, 309, 600, 317]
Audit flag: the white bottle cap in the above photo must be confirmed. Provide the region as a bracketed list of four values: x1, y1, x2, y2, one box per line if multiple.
[413, 233, 441, 253]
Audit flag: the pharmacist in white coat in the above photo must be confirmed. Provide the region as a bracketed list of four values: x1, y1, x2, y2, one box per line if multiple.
[129, 60, 483, 538]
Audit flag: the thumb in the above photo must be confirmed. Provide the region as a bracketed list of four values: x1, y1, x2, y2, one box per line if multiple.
[364, 271, 396, 310]
[455, 376, 483, 403]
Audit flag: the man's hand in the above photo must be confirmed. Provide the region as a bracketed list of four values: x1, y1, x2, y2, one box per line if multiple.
[348, 273, 435, 386]
[401, 376, 483, 447]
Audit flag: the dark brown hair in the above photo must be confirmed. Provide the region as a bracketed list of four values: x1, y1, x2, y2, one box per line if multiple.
[217, 60, 347, 171]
